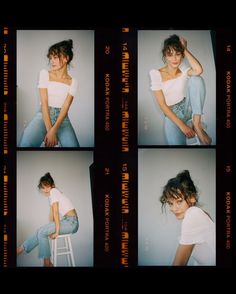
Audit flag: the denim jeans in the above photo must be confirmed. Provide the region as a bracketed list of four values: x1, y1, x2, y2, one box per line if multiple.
[18, 107, 80, 147]
[22, 216, 79, 259]
[164, 76, 206, 145]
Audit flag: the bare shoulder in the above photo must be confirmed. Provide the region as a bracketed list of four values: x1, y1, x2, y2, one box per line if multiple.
[159, 67, 168, 81]
[66, 73, 72, 81]
[64, 74, 72, 85]
[159, 67, 166, 72]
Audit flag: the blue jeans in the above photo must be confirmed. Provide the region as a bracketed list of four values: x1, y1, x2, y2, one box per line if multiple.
[164, 76, 206, 145]
[18, 107, 80, 147]
[22, 216, 79, 259]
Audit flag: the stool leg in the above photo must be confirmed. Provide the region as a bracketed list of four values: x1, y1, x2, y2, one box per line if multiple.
[54, 238, 57, 267]
[67, 236, 75, 266]
[65, 236, 71, 266]
[51, 239, 54, 265]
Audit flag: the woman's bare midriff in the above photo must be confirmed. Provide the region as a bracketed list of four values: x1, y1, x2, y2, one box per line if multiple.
[64, 209, 77, 217]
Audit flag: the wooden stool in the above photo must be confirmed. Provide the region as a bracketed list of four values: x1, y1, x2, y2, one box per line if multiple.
[51, 234, 75, 266]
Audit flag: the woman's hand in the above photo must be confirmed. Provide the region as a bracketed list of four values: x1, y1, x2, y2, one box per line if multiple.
[180, 37, 187, 50]
[180, 124, 195, 138]
[49, 233, 59, 239]
[180, 36, 203, 76]
[44, 128, 58, 147]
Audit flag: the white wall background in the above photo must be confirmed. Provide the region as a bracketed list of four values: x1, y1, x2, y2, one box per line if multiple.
[138, 30, 216, 145]
[138, 149, 216, 266]
[17, 151, 93, 267]
[17, 30, 94, 147]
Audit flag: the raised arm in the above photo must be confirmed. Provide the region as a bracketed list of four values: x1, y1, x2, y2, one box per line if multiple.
[154, 90, 195, 138]
[180, 37, 203, 76]
[173, 244, 194, 266]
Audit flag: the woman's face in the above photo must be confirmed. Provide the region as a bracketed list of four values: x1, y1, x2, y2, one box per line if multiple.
[165, 48, 183, 68]
[40, 184, 51, 196]
[49, 54, 68, 71]
[167, 197, 189, 220]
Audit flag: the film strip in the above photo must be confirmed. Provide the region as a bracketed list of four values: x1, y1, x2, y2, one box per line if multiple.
[1, 26, 16, 268]
[0, 26, 233, 270]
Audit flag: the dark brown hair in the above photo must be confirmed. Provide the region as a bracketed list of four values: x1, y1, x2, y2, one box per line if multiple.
[47, 39, 73, 64]
[38, 172, 55, 189]
[162, 34, 184, 62]
[160, 170, 198, 210]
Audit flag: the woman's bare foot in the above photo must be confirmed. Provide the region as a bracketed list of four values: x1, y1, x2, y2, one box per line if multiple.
[44, 262, 54, 267]
[44, 258, 54, 267]
[17, 246, 24, 256]
[193, 124, 212, 145]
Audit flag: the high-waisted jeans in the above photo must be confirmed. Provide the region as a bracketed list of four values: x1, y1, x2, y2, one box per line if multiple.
[22, 216, 79, 259]
[164, 76, 206, 145]
[18, 107, 80, 147]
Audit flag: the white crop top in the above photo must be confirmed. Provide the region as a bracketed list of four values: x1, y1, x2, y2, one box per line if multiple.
[49, 187, 75, 217]
[179, 206, 216, 266]
[149, 67, 190, 106]
[38, 69, 78, 108]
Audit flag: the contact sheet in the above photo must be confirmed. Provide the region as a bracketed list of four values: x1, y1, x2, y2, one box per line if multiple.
[0, 27, 233, 269]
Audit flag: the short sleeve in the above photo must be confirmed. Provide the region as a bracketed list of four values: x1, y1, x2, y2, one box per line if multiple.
[179, 207, 209, 245]
[149, 69, 162, 91]
[49, 188, 61, 205]
[68, 78, 78, 97]
[37, 69, 49, 88]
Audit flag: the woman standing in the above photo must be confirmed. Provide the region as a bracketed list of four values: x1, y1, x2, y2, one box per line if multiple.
[18, 39, 80, 147]
[150, 34, 212, 145]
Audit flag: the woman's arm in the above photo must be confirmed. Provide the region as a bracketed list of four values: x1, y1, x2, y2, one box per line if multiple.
[180, 37, 203, 76]
[40, 88, 53, 131]
[49, 206, 54, 222]
[154, 90, 195, 138]
[50, 202, 60, 239]
[44, 94, 74, 147]
[39, 88, 58, 147]
[173, 244, 195, 266]
[51, 94, 73, 132]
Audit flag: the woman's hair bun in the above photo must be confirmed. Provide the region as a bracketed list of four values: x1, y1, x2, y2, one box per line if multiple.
[67, 39, 73, 49]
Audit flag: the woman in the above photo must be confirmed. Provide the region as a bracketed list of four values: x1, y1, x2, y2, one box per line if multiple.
[17, 172, 79, 267]
[150, 34, 212, 145]
[18, 39, 80, 147]
[160, 170, 215, 266]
